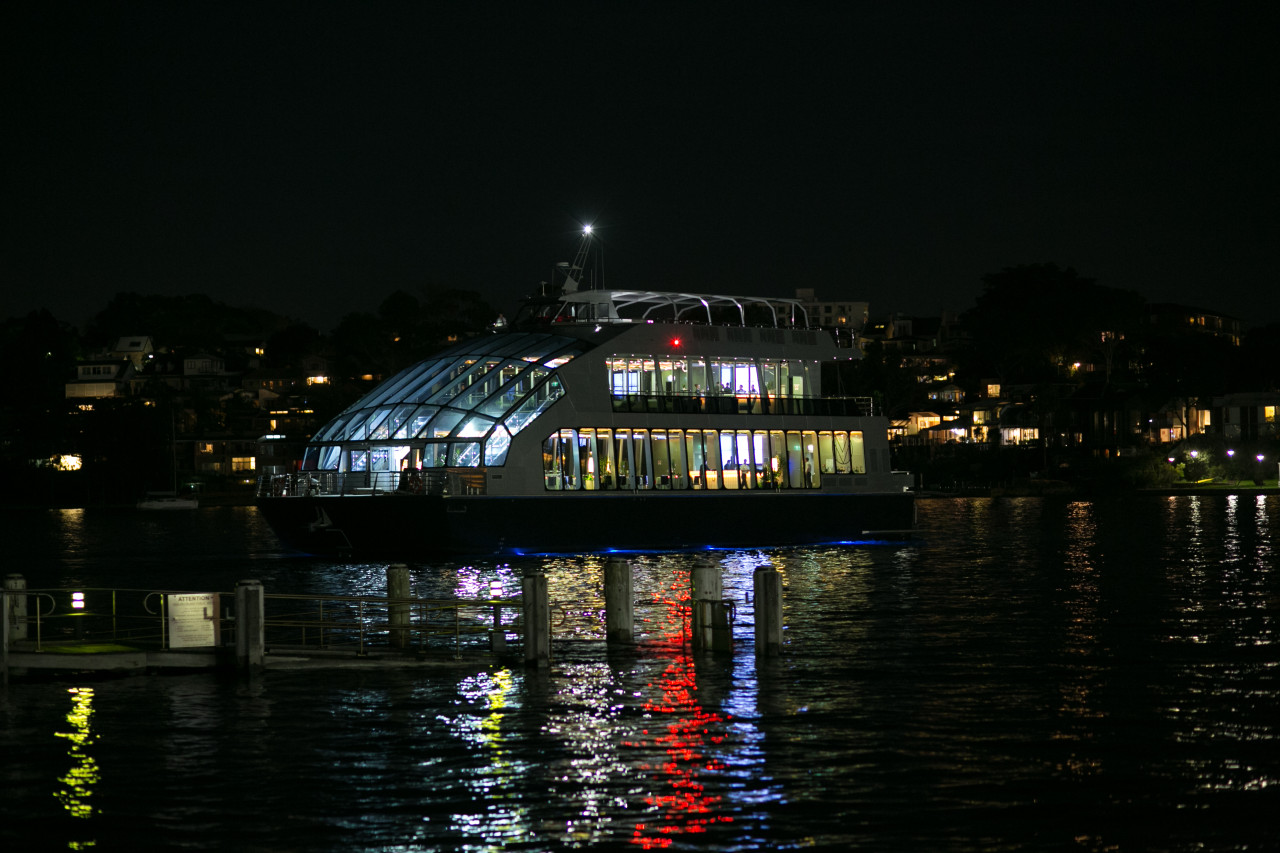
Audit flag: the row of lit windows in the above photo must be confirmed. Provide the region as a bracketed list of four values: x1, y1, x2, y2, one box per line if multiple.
[542, 427, 866, 492]
[605, 356, 820, 398]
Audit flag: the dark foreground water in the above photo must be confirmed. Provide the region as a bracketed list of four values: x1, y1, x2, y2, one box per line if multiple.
[2, 496, 1277, 852]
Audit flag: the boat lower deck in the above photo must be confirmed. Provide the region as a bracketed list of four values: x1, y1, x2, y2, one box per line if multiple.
[256, 490, 916, 557]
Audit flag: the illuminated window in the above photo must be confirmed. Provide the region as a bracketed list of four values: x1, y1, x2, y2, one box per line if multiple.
[231, 457, 255, 472]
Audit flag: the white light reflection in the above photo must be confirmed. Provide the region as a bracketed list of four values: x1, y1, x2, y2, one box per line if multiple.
[446, 668, 533, 850]
[1256, 495, 1272, 569]
[1224, 494, 1240, 567]
[542, 661, 631, 845]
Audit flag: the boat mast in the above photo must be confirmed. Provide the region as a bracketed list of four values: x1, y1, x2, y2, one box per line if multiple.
[560, 225, 595, 293]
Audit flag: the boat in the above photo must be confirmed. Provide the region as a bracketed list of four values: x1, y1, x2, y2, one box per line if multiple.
[137, 490, 199, 510]
[256, 230, 915, 556]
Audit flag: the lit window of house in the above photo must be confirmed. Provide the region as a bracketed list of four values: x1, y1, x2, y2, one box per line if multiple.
[231, 457, 256, 472]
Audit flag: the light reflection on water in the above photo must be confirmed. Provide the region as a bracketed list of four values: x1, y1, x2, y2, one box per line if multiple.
[1, 497, 1278, 851]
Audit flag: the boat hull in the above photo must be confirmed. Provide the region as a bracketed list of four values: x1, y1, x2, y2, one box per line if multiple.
[256, 491, 916, 557]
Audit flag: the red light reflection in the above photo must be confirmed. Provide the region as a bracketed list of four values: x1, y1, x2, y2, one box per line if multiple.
[628, 569, 734, 848]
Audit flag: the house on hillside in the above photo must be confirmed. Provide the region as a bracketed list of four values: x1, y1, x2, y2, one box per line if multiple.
[1212, 392, 1280, 441]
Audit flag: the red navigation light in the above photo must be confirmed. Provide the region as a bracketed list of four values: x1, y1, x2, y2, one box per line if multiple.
[670, 337, 681, 348]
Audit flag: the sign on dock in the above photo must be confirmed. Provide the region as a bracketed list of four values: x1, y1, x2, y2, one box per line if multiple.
[167, 593, 220, 648]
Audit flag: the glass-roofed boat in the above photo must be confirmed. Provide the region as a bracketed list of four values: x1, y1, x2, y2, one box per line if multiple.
[256, 230, 915, 556]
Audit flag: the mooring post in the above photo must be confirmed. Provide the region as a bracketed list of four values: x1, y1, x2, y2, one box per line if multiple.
[753, 567, 783, 656]
[604, 556, 634, 645]
[235, 579, 265, 673]
[5, 574, 27, 643]
[691, 559, 732, 653]
[522, 570, 550, 667]
[386, 563, 411, 649]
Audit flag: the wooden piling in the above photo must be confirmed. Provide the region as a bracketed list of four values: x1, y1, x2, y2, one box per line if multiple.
[691, 560, 732, 653]
[234, 579, 265, 673]
[522, 571, 550, 667]
[386, 563, 411, 649]
[604, 557, 634, 645]
[753, 567, 783, 656]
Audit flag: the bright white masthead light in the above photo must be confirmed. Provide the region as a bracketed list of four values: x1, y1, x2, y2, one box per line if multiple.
[583, 224, 593, 235]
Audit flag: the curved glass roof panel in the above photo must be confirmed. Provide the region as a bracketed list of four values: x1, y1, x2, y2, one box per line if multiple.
[424, 409, 464, 439]
[305, 331, 592, 464]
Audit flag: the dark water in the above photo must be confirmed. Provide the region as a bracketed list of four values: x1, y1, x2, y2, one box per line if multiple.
[2, 497, 1278, 852]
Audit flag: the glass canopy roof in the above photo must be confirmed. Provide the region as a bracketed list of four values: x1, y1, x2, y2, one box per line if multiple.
[307, 331, 590, 467]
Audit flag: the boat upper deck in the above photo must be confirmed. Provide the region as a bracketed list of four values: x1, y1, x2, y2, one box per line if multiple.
[516, 289, 813, 329]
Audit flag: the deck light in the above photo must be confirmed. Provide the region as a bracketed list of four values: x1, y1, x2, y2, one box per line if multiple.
[71, 592, 85, 610]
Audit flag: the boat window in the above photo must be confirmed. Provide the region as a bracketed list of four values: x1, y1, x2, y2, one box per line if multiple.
[753, 431, 773, 488]
[596, 429, 615, 489]
[850, 431, 866, 474]
[450, 441, 482, 467]
[652, 430, 671, 489]
[485, 426, 512, 465]
[700, 430, 720, 489]
[719, 431, 739, 489]
[350, 450, 368, 472]
[426, 409, 463, 439]
[475, 361, 545, 418]
[387, 403, 422, 439]
[688, 358, 707, 396]
[355, 362, 426, 411]
[576, 429, 597, 490]
[422, 442, 448, 468]
[405, 406, 438, 439]
[666, 429, 685, 490]
[370, 449, 391, 472]
[503, 375, 564, 436]
[802, 430, 819, 488]
[456, 415, 494, 439]
[543, 431, 569, 490]
[735, 430, 755, 488]
[819, 431, 836, 474]
[316, 445, 341, 470]
[631, 429, 651, 489]
[424, 358, 501, 406]
[613, 429, 634, 489]
[312, 412, 354, 442]
[769, 430, 788, 489]
[366, 406, 396, 440]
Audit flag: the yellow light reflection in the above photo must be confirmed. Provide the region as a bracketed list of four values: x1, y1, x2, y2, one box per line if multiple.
[448, 668, 531, 849]
[54, 687, 100, 822]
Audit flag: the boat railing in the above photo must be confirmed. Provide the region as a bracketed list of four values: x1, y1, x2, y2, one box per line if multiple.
[257, 468, 487, 499]
[609, 393, 876, 417]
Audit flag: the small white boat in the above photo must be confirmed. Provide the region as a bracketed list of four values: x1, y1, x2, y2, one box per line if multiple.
[137, 491, 199, 510]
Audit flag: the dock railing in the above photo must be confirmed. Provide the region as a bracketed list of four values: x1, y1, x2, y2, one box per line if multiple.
[3, 584, 523, 662]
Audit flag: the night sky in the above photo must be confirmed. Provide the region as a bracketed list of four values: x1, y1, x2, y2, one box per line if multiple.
[7, 3, 1279, 333]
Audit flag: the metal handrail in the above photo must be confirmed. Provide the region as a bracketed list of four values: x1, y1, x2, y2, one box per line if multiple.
[3, 587, 522, 658]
